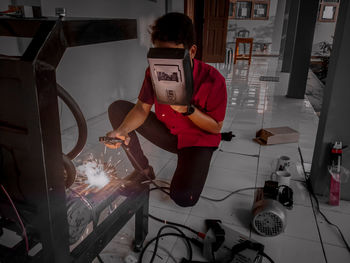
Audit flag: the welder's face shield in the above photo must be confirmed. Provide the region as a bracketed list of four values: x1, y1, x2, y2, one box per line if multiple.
[147, 48, 194, 105]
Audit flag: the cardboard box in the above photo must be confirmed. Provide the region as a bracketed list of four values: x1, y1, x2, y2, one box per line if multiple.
[254, 127, 299, 145]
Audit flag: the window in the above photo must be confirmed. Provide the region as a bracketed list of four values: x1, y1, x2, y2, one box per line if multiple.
[319, 0, 340, 22]
[229, 0, 270, 20]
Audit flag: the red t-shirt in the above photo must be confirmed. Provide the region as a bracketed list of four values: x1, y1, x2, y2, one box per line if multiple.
[138, 59, 227, 149]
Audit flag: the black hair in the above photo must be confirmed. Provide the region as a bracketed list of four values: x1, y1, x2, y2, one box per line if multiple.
[151, 12, 195, 49]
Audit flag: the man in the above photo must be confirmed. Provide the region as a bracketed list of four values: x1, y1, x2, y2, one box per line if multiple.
[106, 13, 227, 207]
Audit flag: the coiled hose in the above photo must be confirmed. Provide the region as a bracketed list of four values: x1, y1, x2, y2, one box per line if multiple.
[57, 83, 88, 187]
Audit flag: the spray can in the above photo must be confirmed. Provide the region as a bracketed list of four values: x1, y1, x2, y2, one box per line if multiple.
[329, 141, 342, 206]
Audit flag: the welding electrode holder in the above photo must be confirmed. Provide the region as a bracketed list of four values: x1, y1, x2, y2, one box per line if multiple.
[99, 136, 150, 176]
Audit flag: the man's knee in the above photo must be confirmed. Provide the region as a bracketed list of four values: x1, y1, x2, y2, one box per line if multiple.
[108, 100, 133, 117]
[108, 100, 134, 128]
[169, 188, 200, 207]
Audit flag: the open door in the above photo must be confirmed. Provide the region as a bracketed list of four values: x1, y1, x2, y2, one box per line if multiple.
[202, 0, 229, 62]
[185, 0, 229, 63]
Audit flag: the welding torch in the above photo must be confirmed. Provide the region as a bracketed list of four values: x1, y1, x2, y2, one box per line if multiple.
[99, 136, 169, 195]
[99, 136, 146, 173]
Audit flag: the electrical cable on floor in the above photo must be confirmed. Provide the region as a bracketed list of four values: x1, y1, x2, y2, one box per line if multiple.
[200, 187, 260, 202]
[152, 225, 193, 263]
[149, 186, 170, 193]
[139, 226, 193, 263]
[96, 254, 104, 263]
[148, 213, 204, 237]
[260, 251, 275, 263]
[298, 146, 350, 253]
[148, 186, 264, 237]
[0, 184, 29, 253]
[139, 232, 195, 263]
[142, 179, 170, 186]
[149, 180, 260, 203]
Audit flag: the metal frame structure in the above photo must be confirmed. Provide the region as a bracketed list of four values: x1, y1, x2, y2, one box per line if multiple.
[0, 16, 149, 262]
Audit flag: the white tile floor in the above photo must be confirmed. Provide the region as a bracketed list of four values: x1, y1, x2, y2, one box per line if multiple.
[62, 57, 350, 263]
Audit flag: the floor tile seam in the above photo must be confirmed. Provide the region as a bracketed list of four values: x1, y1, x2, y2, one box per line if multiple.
[250, 63, 266, 239]
[209, 165, 260, 178]
[321, 240, 350, 249]
[217, 149, 259, 158]
[154, 158, 174, 177]
[310, 191, 329, 263]
[147, 205, 190, 255]
[148, 203, 191, 217]
[144, 246, 174, 262]
[316, 207, 350, 216]
[314, 207, 350, 242]
[167, 207, 194, 258]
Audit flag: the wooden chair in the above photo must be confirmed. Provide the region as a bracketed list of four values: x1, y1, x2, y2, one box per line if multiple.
[234, 30, 253, 65]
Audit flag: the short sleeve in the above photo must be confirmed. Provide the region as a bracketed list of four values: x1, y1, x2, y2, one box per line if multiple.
[138, 67, 155, 105]
[205, 74, 227, 122]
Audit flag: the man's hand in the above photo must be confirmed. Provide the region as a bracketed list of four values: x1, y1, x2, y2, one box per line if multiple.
[170, 105, 188, 113]
[104, 129, 130, 149]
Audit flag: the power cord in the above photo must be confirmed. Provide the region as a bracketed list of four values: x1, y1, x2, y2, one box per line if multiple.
[0, 184, 29, 253]
[200, 187, 260, 202]
[298, 146, 350, 253]
[96, 254, 104, 263]
[148, 213, 204, 238]
[150, 182, 259, 203]
[139, 225, 194, 263]
[260, 251, 275, 263]
[146, 188, 276, 263]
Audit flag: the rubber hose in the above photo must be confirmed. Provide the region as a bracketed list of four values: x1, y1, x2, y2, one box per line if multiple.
[62, 154, 76, 188]
[56, 83, 88, 160]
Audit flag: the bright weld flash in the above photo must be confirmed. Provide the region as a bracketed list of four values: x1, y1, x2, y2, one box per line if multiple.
[76, 160, 110, 188]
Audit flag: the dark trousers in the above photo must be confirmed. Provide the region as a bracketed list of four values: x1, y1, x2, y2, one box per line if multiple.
[108, 100, 216, 207]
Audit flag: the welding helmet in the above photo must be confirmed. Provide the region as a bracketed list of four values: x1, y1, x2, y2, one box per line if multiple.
[147, 48, 194, 105]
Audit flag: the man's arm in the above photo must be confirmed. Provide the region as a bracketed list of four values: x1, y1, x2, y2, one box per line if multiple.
[188, 106, 223, 134]
[106, 100, 152, 147]
[170, 105, 223, 134]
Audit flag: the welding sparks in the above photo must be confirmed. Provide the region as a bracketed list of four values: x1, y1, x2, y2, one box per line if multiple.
[76, 161, 110, 188]
[75, 154, 120, 189]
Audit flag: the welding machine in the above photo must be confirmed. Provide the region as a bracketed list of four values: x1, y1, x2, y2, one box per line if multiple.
[202, 220, 264, 263]
[147, 48, 193, 105]
[251, 181, 293, 237]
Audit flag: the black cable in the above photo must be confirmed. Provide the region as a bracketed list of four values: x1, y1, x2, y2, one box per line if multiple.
[149, 186, 170, 193]
[139, 228, 193, 263]
[139, 233, 198, 263]
[96, 254, 104, 263]
[200, 187, 259, 202]
[260, 251, 275, 263]
[298, 146, 350, 253]
[151, 225, 192, 263]
[148, 213, 200, 236]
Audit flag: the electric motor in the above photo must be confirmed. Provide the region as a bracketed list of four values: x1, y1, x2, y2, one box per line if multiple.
[251, 182, 292, 237]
